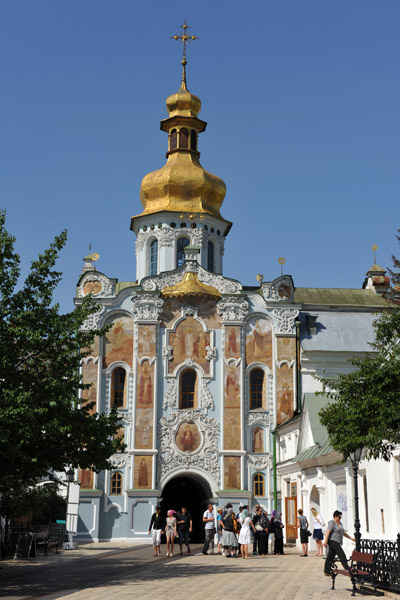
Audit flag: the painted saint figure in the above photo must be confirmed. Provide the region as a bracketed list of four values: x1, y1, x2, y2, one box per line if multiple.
[138, 458, 148, 487]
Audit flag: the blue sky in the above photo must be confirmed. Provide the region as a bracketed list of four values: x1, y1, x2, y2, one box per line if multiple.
[1, 0, 399, 313]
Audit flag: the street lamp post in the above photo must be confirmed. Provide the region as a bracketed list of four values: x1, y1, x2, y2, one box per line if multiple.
[349, 448, 363, 552]
[65, 468, 75, 550]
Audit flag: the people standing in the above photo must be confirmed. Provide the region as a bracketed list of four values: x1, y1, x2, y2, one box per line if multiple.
[202, 503, 216, 555]
[257, 509, 270, 556]
[252, 506, 263, 555]
[272, 512, 285, 555]
[177, 506, 192, 556]
[148, 505, 164, 557]
[238, 509, 256, 559]
[165, 509, 177, 557]
[323, 510, 355, 576]
[221, 506, 238, 558]
[311, 507, 325, 556]
[297, 508, 309, 557]
[217, 507, 224, 555]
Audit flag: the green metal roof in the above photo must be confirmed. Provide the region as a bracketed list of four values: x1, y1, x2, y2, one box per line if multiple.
[293, 393, 334, 462]
[294, 287, 387, 307]
[294, 437, 334, 462]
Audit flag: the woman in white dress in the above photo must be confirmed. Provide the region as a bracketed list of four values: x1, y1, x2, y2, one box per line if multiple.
[238, 509, 256, 559]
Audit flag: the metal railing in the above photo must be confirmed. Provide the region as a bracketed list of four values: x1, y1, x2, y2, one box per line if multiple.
[360, 535, 400, 592]
[4, 522, 66, 557]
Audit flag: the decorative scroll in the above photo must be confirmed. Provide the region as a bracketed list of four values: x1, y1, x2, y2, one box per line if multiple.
[78, 273, 114, 298]
[81, 305, 105, 331]
[273, 308, 299, 334]
[217, 297, 249, 322]
[131, 294, 164, 321]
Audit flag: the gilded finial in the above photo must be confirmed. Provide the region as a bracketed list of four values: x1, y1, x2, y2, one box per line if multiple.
[372, 244, 378, 264]
[256, 274, 264, 285]
[171, 21, 199, 91]
[278, 257, 286, 276]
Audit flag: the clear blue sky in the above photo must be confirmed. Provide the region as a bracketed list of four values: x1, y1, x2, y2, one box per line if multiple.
[1, 0, 399, 313]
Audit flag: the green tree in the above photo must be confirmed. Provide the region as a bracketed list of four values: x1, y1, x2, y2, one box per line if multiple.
[319, 231, 400, 461]
[0, 210, 124, 512]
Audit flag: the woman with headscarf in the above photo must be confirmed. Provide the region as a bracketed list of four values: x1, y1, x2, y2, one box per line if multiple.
[255, 509, 270, 556]
[238, 509, 256, 559]
[220, 507, 238, 558]
[273, 512, 285, 555]
[165, 509, 177, 557]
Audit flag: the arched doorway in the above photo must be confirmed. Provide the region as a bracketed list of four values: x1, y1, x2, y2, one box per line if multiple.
[160, 475, 212, 542]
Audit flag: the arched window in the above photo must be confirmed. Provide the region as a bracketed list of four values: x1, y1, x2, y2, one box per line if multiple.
[207, 240, 215, 272]
[110, 472, 123, 495]
[253, 473, 265, 497]
[179, 127, 189, 148]
[177, 237, 190, 268]
[190, 129, 197, 151]
[111, 368, 126, 408]
[150, 239, 158, 276]
[170, 129, 177, 150]
[250, 368, 264, 410]
[180, 369, 196, 409]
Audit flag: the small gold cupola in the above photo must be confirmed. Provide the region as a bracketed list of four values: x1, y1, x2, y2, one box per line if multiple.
[131, 23, 228, 228]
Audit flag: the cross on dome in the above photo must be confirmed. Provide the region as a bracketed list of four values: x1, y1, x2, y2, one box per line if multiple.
[171, 21, 199, 90]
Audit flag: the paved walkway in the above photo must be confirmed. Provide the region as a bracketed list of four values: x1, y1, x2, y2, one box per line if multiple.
[0, 542, 384, 600]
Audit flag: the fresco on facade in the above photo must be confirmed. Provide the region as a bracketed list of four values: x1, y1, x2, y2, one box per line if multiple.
[103, 317, 134, 368]
[224, 364, 241, 408]
[252, 427, 264, 453]
[224, 408, 241, 450]
[79, 468, 94, 489]
[114, 426, 125, 445]
[135, 408, 153, 449]
[245, 318, 272, 366]
[134, 455, 152, 489]
[160, 299, 221, 331]
[276, 363, 294, 425]
[224, 456, 241, 490]
[175, 422, 201, 453]
[138, 324, 156, 358]
[225, 326, 241, 359]
[82, 358, 98, 415]
[136, 361, 154, 408]
[277, 337, 296, 362]
[83, 279, 103, 295]
[168, 317, 210, 374]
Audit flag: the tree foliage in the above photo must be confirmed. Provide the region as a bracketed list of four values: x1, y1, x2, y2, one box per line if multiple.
[0, 211, 124, 509]
[319, 230, 400, 461]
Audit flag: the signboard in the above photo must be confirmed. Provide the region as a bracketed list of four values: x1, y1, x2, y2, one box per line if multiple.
[14, 533, 36, 559]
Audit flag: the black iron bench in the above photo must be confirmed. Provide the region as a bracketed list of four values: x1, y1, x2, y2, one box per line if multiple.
[35, 531, 59, 555]
[331, 550, 380, 596]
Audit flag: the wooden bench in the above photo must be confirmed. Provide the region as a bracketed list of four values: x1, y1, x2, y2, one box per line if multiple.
[330, 550, 380, 596]
[35, 531, 59, 556]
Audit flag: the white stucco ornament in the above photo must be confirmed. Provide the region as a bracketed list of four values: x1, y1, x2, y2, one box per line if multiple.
[217, 296, 249, 322]
[131, 294, 164, 321]
[273, 308, 299, 334]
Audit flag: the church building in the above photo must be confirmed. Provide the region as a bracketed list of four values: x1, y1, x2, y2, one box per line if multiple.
[73, 53, 394, 545]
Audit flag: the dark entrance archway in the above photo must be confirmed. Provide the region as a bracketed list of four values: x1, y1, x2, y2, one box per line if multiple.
[160, 475, 212, 542]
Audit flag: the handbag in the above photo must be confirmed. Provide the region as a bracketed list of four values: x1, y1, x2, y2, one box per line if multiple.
[307, 530, 312, 537]
[255, 523, 264, 532]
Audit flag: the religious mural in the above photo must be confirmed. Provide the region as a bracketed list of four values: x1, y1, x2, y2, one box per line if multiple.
[136, 361, 154, 408]
[225, 326, 241, 359]
[223, 363, 241, 450]
[175, 422, 201, 453]
[168, 316, 210, 374]
[245, 317, 272, 367]
[276, 363, 294, 425]
[79, 468, 94, 489]
[160, 298, 221, 331]
[224, 456, 241, 490]
[252, 427, 264, 453]
[134, 455, 152, 489]
[135, 408, 153, 449]
[83, 280, 102, 295]
[81, 357, 98, 415]
[103, 317, 134, 368]
[224, 409, 241, 450]
[224, 365, 240, 408]
[137, 324, 156, 358]
[276, 337, 296, 362]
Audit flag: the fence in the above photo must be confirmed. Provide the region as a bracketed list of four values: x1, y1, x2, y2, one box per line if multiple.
[4, 522, 66, 557]
[360, 534, 400, 592]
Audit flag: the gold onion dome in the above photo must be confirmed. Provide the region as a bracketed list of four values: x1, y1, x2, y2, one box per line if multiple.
[136, 79, 227, 221]
[161, 271, 220, 299]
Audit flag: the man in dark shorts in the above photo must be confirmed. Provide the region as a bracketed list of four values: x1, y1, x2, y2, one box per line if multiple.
[177, 506, 192, 555]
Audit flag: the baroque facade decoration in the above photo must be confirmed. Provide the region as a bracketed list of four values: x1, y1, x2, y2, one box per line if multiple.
[73, 54, 391, 547]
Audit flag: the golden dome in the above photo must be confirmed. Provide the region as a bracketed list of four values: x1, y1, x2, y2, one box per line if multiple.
[131, 79, 228, 224]
[161, 271, 220, 299]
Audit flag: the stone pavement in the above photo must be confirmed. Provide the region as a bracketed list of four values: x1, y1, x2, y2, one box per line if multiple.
[0, 542, 387, 600]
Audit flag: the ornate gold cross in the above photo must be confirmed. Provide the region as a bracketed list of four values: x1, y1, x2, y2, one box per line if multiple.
[171, 21, 198, 89]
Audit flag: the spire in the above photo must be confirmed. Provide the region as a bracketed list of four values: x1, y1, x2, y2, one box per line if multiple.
[171, 21, 198, 91]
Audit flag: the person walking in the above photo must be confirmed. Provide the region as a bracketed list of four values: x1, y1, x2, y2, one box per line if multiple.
[311, 507, 325, 556]
[297, 508, 309, 556]
[177, 506, 192, 556]
[165, 509, 177, 557]
[238, 509, 256, 559]
[148, 505, 164, 557]
[323, 510, 355, 576]
[202, 503, 216, 555]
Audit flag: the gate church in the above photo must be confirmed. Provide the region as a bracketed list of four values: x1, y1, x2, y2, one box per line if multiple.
[75, 55, 299, 541]
[74, 48, 389, 542]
